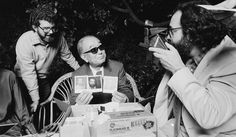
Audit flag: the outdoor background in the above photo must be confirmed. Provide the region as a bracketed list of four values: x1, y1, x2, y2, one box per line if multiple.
[0, 0, 224, 104]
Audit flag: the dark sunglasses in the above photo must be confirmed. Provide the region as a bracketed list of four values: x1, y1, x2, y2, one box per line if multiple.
[84, 44, 105, 54]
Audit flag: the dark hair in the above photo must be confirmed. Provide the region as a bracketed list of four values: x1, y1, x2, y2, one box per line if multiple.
[175, 0, 228, 51]
[29, 4, 57, 27]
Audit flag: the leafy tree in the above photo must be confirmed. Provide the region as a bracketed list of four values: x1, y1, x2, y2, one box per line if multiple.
[0, 0, 233, 101]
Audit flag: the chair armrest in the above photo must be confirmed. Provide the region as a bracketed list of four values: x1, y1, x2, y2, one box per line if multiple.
[40, 99, 51, 106]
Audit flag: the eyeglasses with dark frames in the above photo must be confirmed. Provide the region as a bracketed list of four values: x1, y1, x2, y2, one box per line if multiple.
[38, 26, 58, 33]
[83, 44, 105, 54]
[166, 26, 182, 37]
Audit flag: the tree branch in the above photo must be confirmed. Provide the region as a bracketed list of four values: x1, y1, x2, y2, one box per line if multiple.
[121, 0, 145, 26]
[97, 0, 169, 27]
[110, 5, 129, 13]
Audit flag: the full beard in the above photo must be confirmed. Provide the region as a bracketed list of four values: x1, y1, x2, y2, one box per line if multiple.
[43, 35, 55, 43]
[171, 36, 193, 63]
[38, 33, 55, 44]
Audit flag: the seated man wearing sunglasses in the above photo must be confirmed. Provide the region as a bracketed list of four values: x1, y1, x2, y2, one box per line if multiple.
[70, 35, 134, 105]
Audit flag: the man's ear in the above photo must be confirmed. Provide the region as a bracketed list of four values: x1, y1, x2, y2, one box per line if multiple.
[32, 25, 37, 32]
[81, 54, 88, 63]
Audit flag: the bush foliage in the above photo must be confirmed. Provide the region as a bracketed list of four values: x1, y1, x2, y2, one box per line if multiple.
[0, 0, 225, 99]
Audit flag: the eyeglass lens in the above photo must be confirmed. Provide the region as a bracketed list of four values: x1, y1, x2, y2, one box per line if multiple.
[39, 26, 57, 33]
[167, 26, 182, 36]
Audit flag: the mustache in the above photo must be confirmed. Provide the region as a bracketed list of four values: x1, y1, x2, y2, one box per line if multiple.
[46, 32, 59, 37]
[46, 34, 55, 37]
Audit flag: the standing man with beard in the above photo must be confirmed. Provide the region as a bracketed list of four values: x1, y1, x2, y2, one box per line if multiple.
[149, 0, 236, 137]
[14, 4, 80, 113]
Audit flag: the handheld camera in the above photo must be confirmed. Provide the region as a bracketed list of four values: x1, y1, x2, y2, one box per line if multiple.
[152, 34, 168, 50]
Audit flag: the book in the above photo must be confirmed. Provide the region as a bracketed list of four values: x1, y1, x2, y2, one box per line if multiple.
[103, 76, 118, 93]
[74, 76, 87, 93]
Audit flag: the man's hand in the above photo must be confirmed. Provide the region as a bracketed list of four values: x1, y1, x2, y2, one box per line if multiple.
[76, 91, 93, 105]
[31, 100, 39, 112]
[149, 42, 185, 74]
[112, 91, 128, 103]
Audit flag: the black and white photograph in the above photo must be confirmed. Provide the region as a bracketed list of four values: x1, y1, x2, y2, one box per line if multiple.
[87, 76, 102, 92]
[74, 76, 87, 93]
[1, 0, 236, 136]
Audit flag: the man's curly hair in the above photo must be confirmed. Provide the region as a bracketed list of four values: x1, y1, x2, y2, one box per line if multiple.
[175, 0, 228, 51]
[29, 4, 57, 27]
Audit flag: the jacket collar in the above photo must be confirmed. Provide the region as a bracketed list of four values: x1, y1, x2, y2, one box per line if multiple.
[84, 59, 112, 75]
[194, 35, 236, 77]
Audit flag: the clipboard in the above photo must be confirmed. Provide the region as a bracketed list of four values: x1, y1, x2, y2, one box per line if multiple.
[0, 123, 18, 134]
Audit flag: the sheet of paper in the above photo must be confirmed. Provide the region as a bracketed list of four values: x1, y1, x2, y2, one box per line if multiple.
[198, 5, 236, 12]
[103, 76, 118, 93]
[74, 76, 87, 93]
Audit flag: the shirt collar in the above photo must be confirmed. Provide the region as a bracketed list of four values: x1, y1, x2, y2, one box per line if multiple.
[89, 65, 104, 76]
[31, 31, 47, 46]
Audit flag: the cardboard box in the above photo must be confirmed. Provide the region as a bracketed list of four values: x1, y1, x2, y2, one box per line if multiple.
[92, 110, 157, 137]
[59, 117, 90, 137]
[70, 103, 157, 137]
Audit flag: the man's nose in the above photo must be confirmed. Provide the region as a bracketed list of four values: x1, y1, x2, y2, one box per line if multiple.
[48, 29, 54, 35]
[97, 48, 104, 54]
[165, 34, 171, 43]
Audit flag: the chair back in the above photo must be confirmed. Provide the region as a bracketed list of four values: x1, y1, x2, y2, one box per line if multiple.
[126, 73, 152, 112]
[50, 72, 144, 103]
[36, 72, 73, 132]
[125, 73, 144, 102]
[50, 72, 73, 102]
[36, 72, 145, 132]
